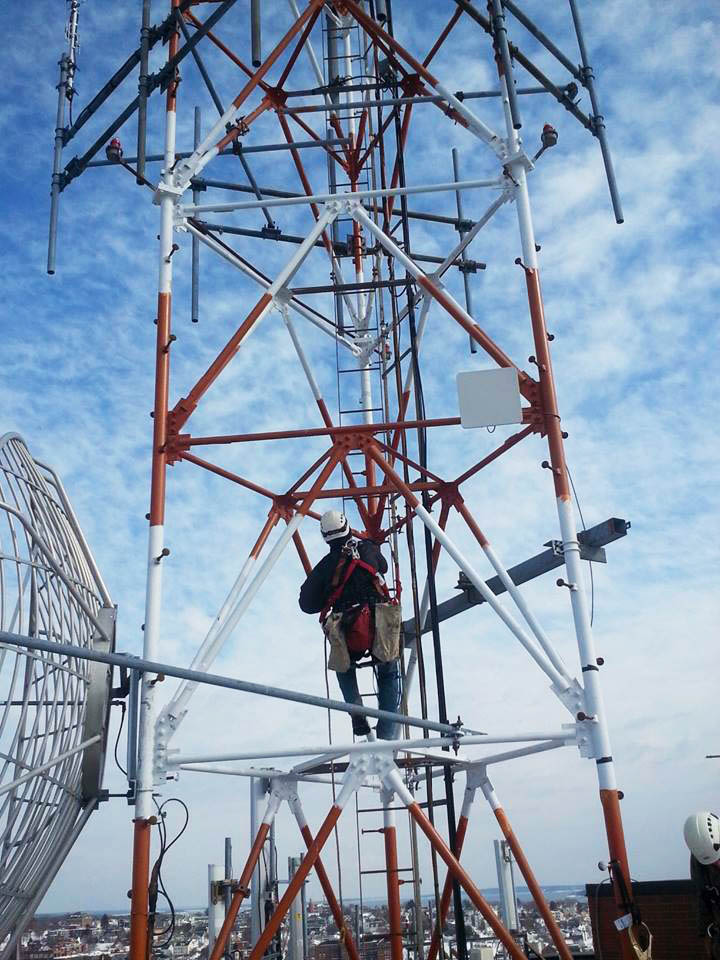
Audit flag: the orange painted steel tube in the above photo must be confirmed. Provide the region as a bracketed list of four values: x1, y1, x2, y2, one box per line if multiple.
[288, 448, 335, 494]
[299, 824, 361, 960]
[248, 804, 343, 960]
[215, 97, 271, 153]
[423, 7, 463, 67]
[494, 808, 573, 960]
[292, 530, 313, 575]
[415, 273, 533, 396]
[524, 268, 571, 500]
[129, 818, 152, 960]
[179, 451, 279, 501]
[292, 481, 438, 499]
[208, 821, 272, 960]
[600, 789, 639, 960]
[185, 416, 462, 447]
[451, 426, 533, 489]
[184, 11, 261, 84]
[454, 500, 489, 548]
[406, 802, 525, 960]
[149, 292, 172, 525]
[342, 0, 462, 113]
[175, 292, 273, 428]
[385, 104, 414, 225]
[384, 825, 404, 960]
[315, 399, 372, 529]
[426, 813, 469, 960]
[276, 3, 324, 90]
[227, 0, 325, 113]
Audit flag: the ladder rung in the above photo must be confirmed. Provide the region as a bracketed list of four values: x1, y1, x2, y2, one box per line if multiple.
[337, 366, 381, 373]
[339, 407, 384, 414]
[360, 867, 415, 875]
[357, 798, 446, 812]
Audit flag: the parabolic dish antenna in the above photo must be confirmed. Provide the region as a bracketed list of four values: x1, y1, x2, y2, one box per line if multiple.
[0, 433, 115, 958]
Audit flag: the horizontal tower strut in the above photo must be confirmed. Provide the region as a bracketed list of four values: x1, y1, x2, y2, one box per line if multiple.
[405, 518, 630, 637]
[0, 632, 463, 739]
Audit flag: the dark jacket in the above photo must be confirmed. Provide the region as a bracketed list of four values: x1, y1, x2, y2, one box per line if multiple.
[691, 855, 720, 943]
[298, 537, 387, 615]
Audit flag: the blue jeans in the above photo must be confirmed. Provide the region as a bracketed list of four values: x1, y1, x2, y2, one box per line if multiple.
[336, 659, 401, 740]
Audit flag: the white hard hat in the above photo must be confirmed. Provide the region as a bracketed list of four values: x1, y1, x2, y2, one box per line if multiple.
[684, 811, 720, 865]
[320, 510, 349, 542]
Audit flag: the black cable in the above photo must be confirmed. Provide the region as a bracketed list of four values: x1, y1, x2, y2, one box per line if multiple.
[149, 797, 190, 948]
[112, 701, 127, 776]
[567, 464, 594, 626]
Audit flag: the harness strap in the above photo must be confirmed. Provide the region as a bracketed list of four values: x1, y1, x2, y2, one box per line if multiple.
[319, 554, 390, 624]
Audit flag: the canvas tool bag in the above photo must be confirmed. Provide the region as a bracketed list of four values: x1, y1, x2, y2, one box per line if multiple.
[372, 601, 402, 662]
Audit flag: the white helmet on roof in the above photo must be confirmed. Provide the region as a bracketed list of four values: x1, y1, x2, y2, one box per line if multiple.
[684, 812, 720, 865]
[320, 509, 349, 542]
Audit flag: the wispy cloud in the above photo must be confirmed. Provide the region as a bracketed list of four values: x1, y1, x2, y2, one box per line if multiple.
[0, 0, 717, 916]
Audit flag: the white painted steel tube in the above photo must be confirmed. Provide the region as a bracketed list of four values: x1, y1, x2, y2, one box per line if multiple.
[185, 221, 357, 352]
[181, 765, 333, 785]
[210, 512, 308, 655]
[152, 215, 337, 737]
[283, 311, 323, 401]
[383, 765, 416, 808]
[269, 207, 338, 293]
[558, 499, 614, 784]
[177, 452, 334, 700]
[481, 541, 572, 685]
[431, 80, 504, 156]
[498, 72, 615, 784]
[385, 191, 512, 341]
[170, 730, 572, 766]
[136, 91, 179, 818]
[470, 740, 565, 768]
[183, 178, 504, 215]
[478, 773, 500, 812]
[406, 499, 570, 691]
[208, 864, 225, 950]
[291, 751, 345, 774]
[136, 529, 166, 818]
[460, 783, 478, 819]
[164, 551, 263, 730]
[344, 27, 357, 140]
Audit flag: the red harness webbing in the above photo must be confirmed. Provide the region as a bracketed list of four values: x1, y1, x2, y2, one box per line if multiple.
[319, 555, 389, 625]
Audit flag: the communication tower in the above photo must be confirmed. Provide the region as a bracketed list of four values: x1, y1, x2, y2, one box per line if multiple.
[1, 2, 652, 959]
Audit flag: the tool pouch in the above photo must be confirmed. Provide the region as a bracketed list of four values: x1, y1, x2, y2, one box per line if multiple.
[324, 612, 351, 673]
[372, 602, 402, 662]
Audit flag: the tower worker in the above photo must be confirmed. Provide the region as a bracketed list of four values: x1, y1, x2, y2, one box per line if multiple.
[684, 811, 720, 958]
[298, 510, 402, 740]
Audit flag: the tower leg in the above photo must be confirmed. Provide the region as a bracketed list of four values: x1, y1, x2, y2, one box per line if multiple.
[383, 790, 403, 960]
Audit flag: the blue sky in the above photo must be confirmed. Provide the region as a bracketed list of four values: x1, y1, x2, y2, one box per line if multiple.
[1, 0, 719, 917]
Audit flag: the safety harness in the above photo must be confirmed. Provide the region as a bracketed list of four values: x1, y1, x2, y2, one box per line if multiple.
[319, 543, 394, 656]
[319, 547, 390, 625]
